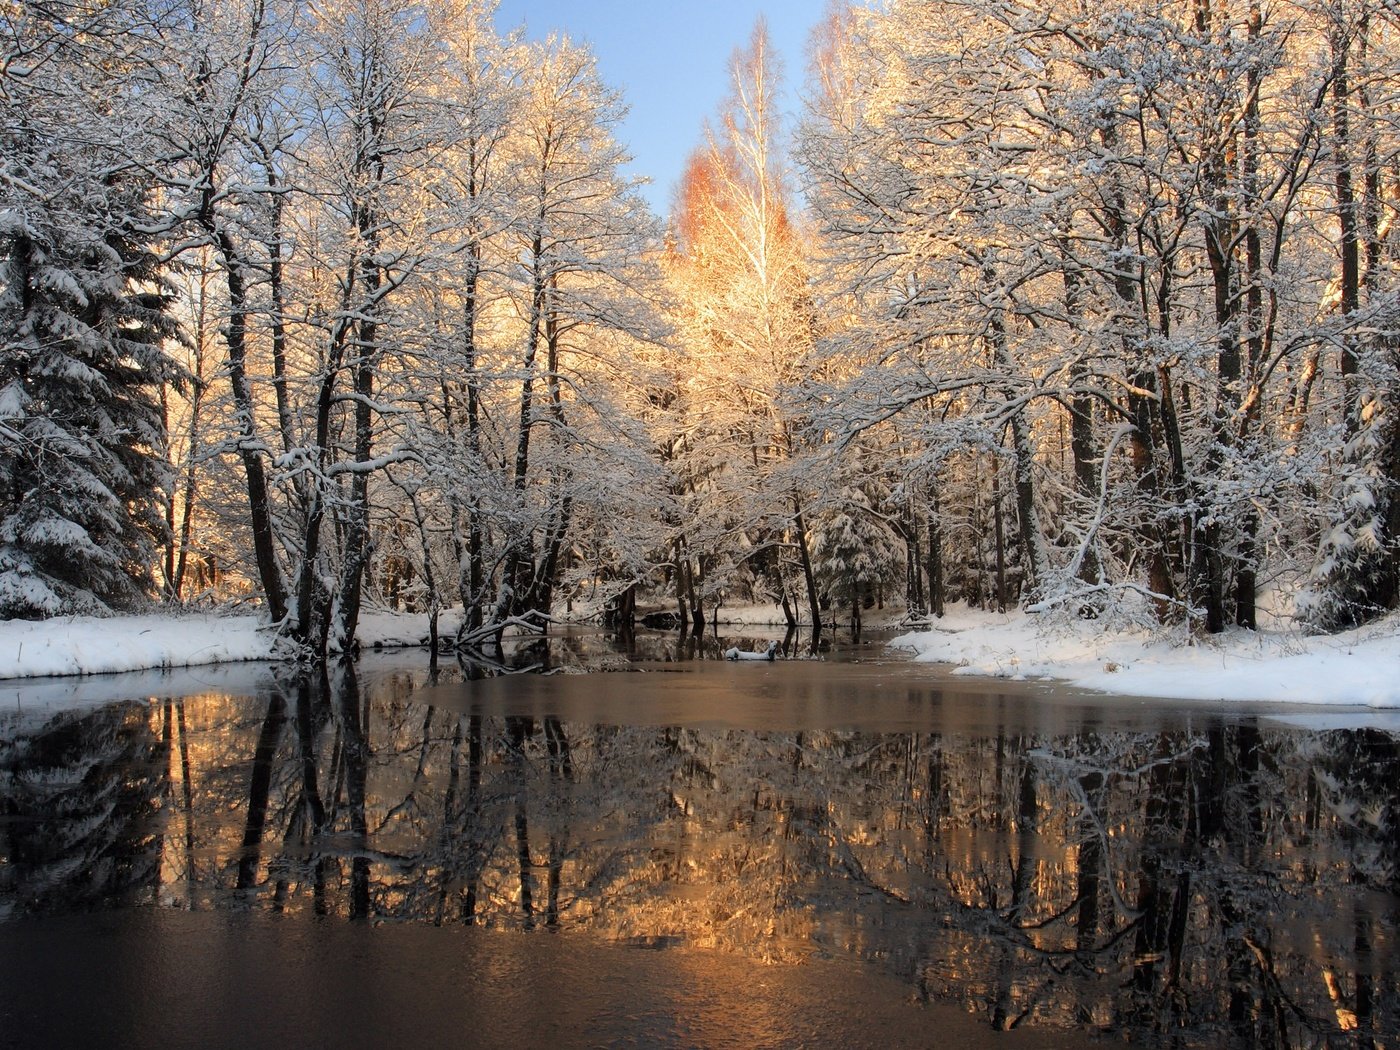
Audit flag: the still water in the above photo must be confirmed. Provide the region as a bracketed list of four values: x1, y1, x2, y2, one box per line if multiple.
[1, 630, 1396, 1048]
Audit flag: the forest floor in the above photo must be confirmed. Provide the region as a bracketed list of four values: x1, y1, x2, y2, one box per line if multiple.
[0, 601, 1396, 710]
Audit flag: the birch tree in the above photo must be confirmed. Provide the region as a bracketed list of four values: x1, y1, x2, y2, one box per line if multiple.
[667, 20, 825, 639]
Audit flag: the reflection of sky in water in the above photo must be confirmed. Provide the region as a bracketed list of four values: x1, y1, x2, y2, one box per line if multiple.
[1, 646, 1396, 1047]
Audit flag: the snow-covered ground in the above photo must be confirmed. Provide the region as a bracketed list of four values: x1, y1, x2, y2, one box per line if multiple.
[890, 605, 1400, 708]
[0, 609, 459, 681]
[0, 603, 1397, 709]
[0, 612, 276, 679]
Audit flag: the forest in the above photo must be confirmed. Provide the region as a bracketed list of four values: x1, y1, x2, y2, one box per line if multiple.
[2, 0, 1398, 660]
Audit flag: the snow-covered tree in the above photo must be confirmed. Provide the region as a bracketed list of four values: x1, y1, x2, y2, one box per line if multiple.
[811, 479, 901, 634]
[799, 0, 1400, 635]
[1303, 0, 1400, 631]
[665, 20, 825, 637]
[487, 32, 667, 626]
[0, 2, 183, 618]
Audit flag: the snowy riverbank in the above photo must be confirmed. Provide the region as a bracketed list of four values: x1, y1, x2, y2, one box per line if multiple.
[0, 609, 464, 681]
[1, 604, 1397, 709]
[890, 605, 1400, 708]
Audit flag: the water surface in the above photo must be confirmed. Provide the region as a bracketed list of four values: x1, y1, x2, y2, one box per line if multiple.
[1, 630, 1395, 1048]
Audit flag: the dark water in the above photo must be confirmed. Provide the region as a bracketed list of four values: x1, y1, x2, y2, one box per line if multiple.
[1, 630, 1397, 1048]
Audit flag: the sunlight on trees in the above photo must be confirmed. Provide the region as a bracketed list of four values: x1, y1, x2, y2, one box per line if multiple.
[801, 0, 1400, 635]
[663, 20, 827, 640]
[2, 0, 1398, 648]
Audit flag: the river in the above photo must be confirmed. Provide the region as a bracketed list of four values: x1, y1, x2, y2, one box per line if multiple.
[1, 629, 1395, 1048]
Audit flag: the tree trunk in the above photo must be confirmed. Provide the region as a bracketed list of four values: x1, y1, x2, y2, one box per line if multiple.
[605, 583, 636, 631]
[1008, 413, 1043, 602]
[506, 220, 548, 614]
[524, 295, 573, 621]
[294, 296, 353, 655]
[166, 319, 206, 601]
[1199, 183, 1239, 635]
[258, 148, 297, 468]
[465, 268, 486, 635]
[674, 539, 692, 631]
[1058, 232, 1103, 590]
[985, 264, 1046, 599]
[992, 469, 1007, 614]
[904, 510, 925, 614]
[212, 234, 288, 623]
[530, 495, 573, 621]
[688, 557, 705, 633]
[1332, 22, 1362, 437]
[926, 510, 945, 618]
[336, 262, 378, 651]
[792, 497, 823, 649]
[1097, 122, 1176, 620]
[404, 486, 441, 668]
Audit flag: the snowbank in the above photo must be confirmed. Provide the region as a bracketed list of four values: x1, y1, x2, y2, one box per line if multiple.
[890, 606, 1400, 708]
[355, 608, 463, 649]
[0, 613, 276, 679]
[0, 608, 465, 681]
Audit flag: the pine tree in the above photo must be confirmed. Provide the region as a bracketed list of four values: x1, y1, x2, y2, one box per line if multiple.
[812, 483, 900, 633]
[0, 150, 182, 617]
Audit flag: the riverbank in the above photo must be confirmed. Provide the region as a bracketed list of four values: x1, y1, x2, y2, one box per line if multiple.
[0, 608, 463, 680]
[1, 603, 1397, 708]
[891, 605, 1400, 708]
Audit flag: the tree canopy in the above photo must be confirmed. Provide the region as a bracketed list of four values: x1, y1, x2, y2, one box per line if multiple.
[2, 0, 1397, 647]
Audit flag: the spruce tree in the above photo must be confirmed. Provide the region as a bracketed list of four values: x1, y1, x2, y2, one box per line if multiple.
[0, 169, 182, 618]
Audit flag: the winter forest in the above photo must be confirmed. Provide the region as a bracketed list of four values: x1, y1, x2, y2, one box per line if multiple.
[3, 0, 1399, 662]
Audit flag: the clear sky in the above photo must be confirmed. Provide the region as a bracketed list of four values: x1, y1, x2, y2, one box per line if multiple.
[492, 1, 825, 218]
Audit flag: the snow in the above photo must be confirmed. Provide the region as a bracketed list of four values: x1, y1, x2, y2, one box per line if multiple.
[724, 641, 779, 661]
[890, 605, 1400, 708]
[0, 604, 1397, 711]
[355, 608, 463, 648]
[0, 613, 278, 680]
[0, 381, 29, 420]
[0, 608, 465, 683]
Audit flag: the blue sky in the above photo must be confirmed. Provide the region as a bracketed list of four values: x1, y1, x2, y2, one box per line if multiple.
[492, 1, 825, 217]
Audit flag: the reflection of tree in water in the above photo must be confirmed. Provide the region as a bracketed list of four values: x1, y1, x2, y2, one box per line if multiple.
[2, 672, 1397, 1047]
[0, 701, 166, 914]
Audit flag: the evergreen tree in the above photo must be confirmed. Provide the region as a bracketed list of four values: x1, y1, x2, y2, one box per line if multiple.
[0, 0, 184, 619]
[0, 183, 182, 617]
[812, 482, 900, 633]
